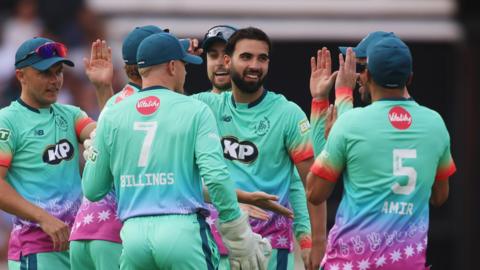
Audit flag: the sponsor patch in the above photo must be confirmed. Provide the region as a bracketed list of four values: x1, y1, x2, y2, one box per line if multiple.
[136, 96, 160, 115]
[222, 136, 259, 163]
[42, 139, 75, 165]
[0, 128, 10, 141]
[388, 106, 412, 130]
[299, 118, 311, 134]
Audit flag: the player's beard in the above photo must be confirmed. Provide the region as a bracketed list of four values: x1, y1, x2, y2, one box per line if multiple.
[230, 67, 265, 94]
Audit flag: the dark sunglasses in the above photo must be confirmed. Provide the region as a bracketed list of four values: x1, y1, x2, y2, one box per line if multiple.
[204, 26, 237, 41]
[356, 62, 367, 73]
[15, 42, 68, 65]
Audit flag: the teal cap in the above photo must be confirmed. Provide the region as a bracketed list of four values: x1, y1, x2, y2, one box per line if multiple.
[339, 31, 397, 58]
[367, 37, 412, 89]
[15, 37, 74, 70]
[122, 25, 166, 64]
[137, 33, 202, 68]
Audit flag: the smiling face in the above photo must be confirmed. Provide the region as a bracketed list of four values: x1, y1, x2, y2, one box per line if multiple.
[226, 39, 269, 94]
[206, 41, 231, 92]
[16, 63, 64, 107]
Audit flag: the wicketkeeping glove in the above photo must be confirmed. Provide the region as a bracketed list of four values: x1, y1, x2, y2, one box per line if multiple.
[218, 213, 272, 270]
[82, 129, 96, 161]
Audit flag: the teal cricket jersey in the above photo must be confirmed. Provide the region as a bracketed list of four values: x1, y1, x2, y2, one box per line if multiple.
[70, 82, 141, 243]
[310, 99, 456, 269]
[103, 82, 141, 109]
[0, 99, 93, 260]
[82, 86, 240, 223]
[193, 90, 314, 250]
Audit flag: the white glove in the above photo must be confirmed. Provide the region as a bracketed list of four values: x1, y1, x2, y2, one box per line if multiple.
[218, 213, 272, 270]
[83, 129, 96, 161]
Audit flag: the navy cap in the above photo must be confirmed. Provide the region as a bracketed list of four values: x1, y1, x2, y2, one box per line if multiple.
[15, 37, 74, 71]
[137, 33, 203, 68]
[367, 37, 412, 89]
[122, 25, 166, 64]
[339, 31, 397, 58]
[202, 25, 237, 51]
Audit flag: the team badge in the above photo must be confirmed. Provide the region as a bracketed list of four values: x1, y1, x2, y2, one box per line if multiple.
[298, 118, 311, 134]
[55, 115, 68, 131]
[388, 106, 412, 130]
[136, 96, 160, 115]
[0, 129, 10, 142]
[254, 116, 270, 136]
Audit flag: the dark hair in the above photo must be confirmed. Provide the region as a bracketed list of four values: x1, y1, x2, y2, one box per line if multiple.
[225, 27, 272, 56]
[124, 64, 141, 81]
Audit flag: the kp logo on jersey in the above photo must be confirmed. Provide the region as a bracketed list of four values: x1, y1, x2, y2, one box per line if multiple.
[222, 137, 258, 163]
[42, 139, 74, 165]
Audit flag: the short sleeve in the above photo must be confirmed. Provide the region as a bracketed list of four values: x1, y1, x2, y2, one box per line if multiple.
[309, 116, 347, 182]
[73, 108, 95, 139]
[0, 116, 15, 168]
[285, 103, 314, 164]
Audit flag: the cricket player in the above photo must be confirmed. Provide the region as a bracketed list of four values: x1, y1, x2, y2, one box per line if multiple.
[69, 25, 165, 270]
[82, 32, 271, 270]
[199, 25, 313, 269]
[0, 37, 109, 269]
[307, 37, 455, 270]
[193, 27, 326, 270]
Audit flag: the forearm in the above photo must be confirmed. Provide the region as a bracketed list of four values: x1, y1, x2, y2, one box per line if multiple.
[204, 174, 241, 223]
[308, 201, 327, 243]
[334, 87, 353, 116]
[0, 179, 49, 223]
[95, 85, 114, 111]
[290, 175, 311, 237]
[310, 99, 329, 156]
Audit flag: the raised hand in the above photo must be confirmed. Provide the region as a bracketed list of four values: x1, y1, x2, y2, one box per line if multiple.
[310, 47, 338, 100]
[324, 105, 338, 139]
[84, 39, 114, 89]
[335, 47, 357, 90]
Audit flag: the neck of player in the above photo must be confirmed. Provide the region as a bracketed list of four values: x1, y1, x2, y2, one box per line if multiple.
[370, 85, 406, 102]
[231, 84, 264, 104]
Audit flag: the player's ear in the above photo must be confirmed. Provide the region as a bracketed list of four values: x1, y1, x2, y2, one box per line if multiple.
[406, 73, 413, 86]
[224, 54, 231, 69]
[167, 60, 176, 76]
[15, 68, 26, 84]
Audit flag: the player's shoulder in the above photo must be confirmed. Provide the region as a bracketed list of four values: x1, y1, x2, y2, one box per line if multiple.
[52, 103, 83, 115]
[0, 101, 20, 117]
[265, 91, 304, 112]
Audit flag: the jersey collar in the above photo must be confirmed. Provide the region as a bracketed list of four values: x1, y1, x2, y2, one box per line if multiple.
[17, 98, 53, 114]
[140, 85, 169, 92]
[377, 97, 414, 101]
[128, 81, 142, 90]
[230, 89, 267, 109]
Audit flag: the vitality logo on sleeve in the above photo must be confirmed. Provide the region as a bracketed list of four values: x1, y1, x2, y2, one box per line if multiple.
[42, 139, 74, 164]
[221, 136, 258, 163]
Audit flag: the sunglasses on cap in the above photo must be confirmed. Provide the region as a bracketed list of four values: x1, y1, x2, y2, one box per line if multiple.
[15, 42, 68, 66]
[204, 25, 237, 41]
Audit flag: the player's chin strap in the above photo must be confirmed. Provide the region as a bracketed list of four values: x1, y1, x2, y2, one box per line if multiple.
[218, 212, 272, 270]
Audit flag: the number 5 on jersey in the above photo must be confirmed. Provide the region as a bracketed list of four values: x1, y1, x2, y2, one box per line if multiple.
[392, 149, 417, 195]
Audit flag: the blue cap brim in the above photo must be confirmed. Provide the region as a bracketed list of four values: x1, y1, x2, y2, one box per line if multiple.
[179, 39, 202, 64]
[31, 57, 74, 71]
[338, 46, 365, 58]
[182, 54, 203, 65]
[179, 39, 190, 51]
